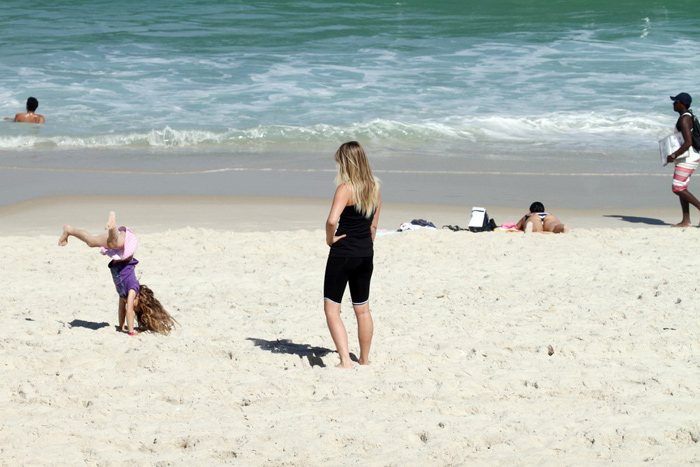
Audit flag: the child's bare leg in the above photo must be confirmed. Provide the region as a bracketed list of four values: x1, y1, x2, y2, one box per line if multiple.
[58, 225, 109, 247]
[105, 211, 116, 231]
[58, 211, 123, 248]
[105, 211, 123, 249]
[353, 302, 373, 365]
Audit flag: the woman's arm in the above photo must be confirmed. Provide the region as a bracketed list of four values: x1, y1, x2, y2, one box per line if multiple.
[371, 189, 382, 242]
[326, 184, 351, 246]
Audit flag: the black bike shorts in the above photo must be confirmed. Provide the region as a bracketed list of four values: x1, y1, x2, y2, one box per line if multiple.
[323, 256, 374, 305]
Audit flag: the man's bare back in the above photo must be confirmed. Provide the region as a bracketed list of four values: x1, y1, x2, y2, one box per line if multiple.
[13, 112, 44, 124]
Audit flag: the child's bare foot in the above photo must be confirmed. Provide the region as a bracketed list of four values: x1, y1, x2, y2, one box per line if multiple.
[105, 211, 116, 231]
[58, 224, 72, 246]
[122, 324, 139, 336]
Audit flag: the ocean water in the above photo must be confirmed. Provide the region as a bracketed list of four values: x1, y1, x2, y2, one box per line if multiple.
[1, 0, 699, 175]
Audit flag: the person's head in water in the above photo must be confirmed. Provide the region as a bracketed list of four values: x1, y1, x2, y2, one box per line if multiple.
[26, 97, 39, 112]
[529, 201, 545, 213]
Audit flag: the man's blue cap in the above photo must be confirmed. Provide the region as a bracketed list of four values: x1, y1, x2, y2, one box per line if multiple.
[671, 92, 692, 107]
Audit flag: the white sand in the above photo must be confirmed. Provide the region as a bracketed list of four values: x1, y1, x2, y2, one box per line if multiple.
[1, 199, 699, 465]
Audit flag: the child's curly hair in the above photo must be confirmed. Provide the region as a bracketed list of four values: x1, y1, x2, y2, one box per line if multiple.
[136, 285, 178, 335]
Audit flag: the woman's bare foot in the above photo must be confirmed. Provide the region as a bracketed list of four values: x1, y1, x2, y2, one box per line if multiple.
[105, 211, 116, 231]
[672, 222, 692, 227]
[358, 359, 371, 366]
[524, 222, 533, 233]
[58, 224, 72, 246]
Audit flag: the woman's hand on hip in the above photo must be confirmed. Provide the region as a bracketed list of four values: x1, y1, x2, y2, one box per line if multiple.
[328, 234, 347, 247]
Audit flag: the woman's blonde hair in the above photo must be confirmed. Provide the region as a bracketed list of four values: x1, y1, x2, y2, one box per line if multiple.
[334, 141, 380, 218]
[136, 285, 178, 336]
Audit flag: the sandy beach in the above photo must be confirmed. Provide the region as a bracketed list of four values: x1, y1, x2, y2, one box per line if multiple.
[3, 0, 699, 463]
[1, 195, 699, 465]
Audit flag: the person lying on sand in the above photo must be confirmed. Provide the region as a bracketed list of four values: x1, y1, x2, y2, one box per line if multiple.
[516, 201, 570, 233]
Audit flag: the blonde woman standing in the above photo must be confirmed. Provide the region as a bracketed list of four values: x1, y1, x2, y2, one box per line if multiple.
[324, 141, 381, 369]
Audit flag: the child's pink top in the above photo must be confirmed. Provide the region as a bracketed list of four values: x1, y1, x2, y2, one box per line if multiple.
[100, 226, 138, 261]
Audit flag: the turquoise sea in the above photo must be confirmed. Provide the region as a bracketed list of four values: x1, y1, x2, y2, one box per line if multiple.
[1, 0, 699, 202]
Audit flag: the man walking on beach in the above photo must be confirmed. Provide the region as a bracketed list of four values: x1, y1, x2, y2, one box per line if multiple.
[8, 97, 45, 124]
[667, 92, 700, 227]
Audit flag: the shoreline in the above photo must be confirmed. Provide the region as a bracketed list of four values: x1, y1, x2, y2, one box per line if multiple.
[0, 150, 675, 211]
[0, 194, 684, 236]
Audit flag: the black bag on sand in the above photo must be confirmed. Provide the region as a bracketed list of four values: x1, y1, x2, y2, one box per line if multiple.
[468, 207, 495, 232]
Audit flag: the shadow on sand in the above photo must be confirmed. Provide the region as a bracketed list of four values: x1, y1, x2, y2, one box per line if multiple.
[247, 338, 351, 368]
[68, 319, 111, 330]
[604, 215, 669, 226]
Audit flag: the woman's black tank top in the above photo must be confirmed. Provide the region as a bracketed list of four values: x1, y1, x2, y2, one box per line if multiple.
[329, 205, 375, 257]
